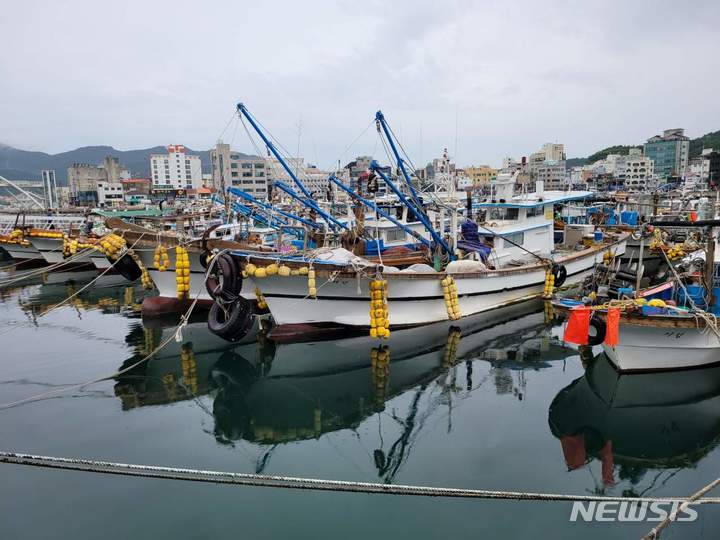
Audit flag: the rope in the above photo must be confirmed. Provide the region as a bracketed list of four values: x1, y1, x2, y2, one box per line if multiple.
[1, 452, 718, 504]
[642, 477, 720, 539]
[0, 245, 213, 410]
[0, 247, 97, 288]
[36, 234, 147, 318]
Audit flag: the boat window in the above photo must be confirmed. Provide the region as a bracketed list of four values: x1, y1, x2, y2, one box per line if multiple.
[526, 206, 544, 217]
[503, 232, 524, 247]
[386, 228, 406, 242]
[489, 207, 519, 220]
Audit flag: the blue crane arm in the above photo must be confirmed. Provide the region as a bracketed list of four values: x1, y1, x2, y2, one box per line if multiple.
[227, 186, 321, 230]
[274, 181, 348, 231]
[236, 102, 342, 231]
[375, 110, 424, 212]
[370, 161, 453, 258]
[328, 175, 431, 248]
[231, 201, 272, 227]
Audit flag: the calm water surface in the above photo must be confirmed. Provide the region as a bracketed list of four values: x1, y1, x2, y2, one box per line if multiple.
[1, 262, 719, 539]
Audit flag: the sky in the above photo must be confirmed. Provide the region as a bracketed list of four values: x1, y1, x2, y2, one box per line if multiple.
[1, 0, 719, 168]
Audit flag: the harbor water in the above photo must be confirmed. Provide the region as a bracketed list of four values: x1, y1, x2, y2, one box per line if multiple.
[1, 262, 719, 538]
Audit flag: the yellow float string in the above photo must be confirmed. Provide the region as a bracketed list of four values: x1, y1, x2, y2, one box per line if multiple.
[153, 245, 170, 271]
[180, 344, 198, 395]
[175, 246, 190, 299]
[307, 267, 316, 298]
[442, 328, 462, 368]
[543, 268, 555, 299]
[441, 276, 461, 320]
[369, 278, 390, 338]
[371, 346, 390, 410]
[255, 287, 268, 309]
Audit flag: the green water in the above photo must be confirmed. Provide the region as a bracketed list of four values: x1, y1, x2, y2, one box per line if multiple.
[1, 263, 719, 539]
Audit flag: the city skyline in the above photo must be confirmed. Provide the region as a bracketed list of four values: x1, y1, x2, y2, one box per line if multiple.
[2, 0, 719, 170]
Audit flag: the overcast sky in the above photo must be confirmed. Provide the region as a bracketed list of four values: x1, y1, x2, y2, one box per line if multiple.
[2, 0, 719, 168]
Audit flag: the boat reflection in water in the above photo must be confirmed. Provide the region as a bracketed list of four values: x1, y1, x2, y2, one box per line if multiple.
[114, 299, 576, 478]
[549, 352, 720, 493]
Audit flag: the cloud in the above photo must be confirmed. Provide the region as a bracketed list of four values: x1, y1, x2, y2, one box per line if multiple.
[1, 0, 718, 168]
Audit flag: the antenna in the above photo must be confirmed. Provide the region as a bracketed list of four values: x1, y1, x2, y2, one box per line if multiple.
[454, 105, 459, 165]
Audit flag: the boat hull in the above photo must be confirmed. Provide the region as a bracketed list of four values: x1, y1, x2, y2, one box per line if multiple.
[252, 239, 626, 328]
[604, 323, 720, 372]
[136, 247, 256, 303]
[0, 241, 40, 260]
[28, 237, 94, 265]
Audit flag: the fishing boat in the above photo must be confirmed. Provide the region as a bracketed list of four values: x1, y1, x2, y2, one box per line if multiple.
[202, 104, 627, 340]
[553, 219, 720, 372]
[0, 213, 87, 263]
[224, 178, 627, 334]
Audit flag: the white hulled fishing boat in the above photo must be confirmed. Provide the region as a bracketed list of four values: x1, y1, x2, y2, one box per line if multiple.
[233, 181, 626, 331]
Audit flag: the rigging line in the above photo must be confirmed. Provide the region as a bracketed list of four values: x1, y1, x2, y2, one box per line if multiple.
[36, 234, 149, 318]
[0, 249, 219, 411]
[217, 109, 239, 142]
[2, 452, 720, 505]
[335, 119, 375, 171]
[0, 246, 97, 288]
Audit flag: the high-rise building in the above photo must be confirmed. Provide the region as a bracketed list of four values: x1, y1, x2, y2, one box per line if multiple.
[464, 165, 498, 186]
[209, 142, 268, 199]
[150, 144, 203, 192]
[623, 148, 655, 191]
[643, 129, 690, 178]
[67, 155, 129, 206]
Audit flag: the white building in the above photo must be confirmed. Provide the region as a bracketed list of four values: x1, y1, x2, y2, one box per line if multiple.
[623, 148, 655, 191]
[96, 181, 124, 207]
[150, 144, 203, 192]
[541, 143, 566, 162]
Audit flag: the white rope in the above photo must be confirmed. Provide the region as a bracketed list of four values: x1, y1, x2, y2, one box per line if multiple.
[1, 452, 718, 505]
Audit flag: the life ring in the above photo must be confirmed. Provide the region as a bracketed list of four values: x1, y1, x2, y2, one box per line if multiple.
[551, 264, 567, 287]
[113, 252, 142, 282]
[206, 253, 243, 301]
[207, 298, 254, 341]
[631, 230, 642, 241]
[587, 317, 606, 346]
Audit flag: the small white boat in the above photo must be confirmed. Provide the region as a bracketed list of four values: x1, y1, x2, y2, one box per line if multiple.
[602, 312, 720, 372]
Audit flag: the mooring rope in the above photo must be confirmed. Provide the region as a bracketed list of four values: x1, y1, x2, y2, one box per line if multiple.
[0, 249, 221, 410]
[0, 452, 718, 505]
[642, 477, 720, 540]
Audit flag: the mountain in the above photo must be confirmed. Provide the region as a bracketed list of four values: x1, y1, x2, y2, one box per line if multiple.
[0, 143, 252, 185]
[567, 130, 720, 167]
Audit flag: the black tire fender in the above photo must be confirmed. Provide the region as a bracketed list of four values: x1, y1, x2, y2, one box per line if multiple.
[552, 264, 568, 287]
[208, 299, 254, 342]
[206, 253, 243, 301]
[587, 317, 606, 346]
[113, 253, 143, 282]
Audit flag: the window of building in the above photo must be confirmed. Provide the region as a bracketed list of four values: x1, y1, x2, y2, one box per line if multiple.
[255, 171, 264, 177]
[231, 172, 238, 178]
[231, 163, 238, 169]
[241, 163, 252, 169]
[242, 172, 252, 177]
[255, 163, 264, 169]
